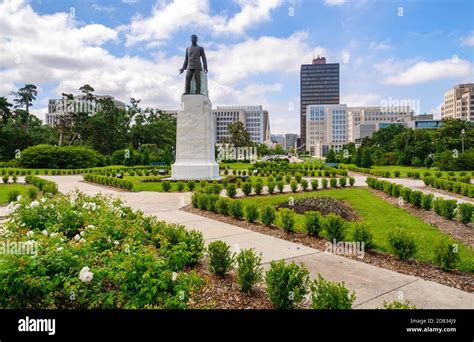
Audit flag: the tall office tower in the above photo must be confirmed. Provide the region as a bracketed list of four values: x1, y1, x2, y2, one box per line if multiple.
[441, 83, 474, 121]
[300, 56, 339, 148]
[284, 133, 298, 151]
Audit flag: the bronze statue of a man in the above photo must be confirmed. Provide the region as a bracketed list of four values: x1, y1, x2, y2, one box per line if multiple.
[179, 34, 208, 95]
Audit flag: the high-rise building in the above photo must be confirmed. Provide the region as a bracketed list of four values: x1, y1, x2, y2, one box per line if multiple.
[284, 133, 298, 151]
[300, 57, 339, 148]
[45, 95, 126, 125]
[306, 104, 415, 156]
[306, 104, 347, 157]
[347, 105, 414, 141]
[213, 105, 270, 144]
[441, 84, 474, 121]
[271, 134, 285, 146]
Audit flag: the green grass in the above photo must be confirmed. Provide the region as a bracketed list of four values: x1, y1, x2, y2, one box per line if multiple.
[0, 184, 36, 205]
[342, 164, 473, 178]
[219, 162, 254, 170]
[238, 188, 474, 272]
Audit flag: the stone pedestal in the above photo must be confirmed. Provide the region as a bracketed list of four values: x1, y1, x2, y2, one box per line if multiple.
[171, 94, 220, 180]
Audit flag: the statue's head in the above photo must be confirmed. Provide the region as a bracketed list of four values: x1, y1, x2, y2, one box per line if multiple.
[191, 35, 198, 44]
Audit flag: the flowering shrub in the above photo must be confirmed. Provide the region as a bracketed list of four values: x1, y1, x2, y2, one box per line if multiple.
[0, 191, 203, 309]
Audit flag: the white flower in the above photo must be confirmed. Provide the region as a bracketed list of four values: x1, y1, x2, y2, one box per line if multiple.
[86, 225, 95, 230]
[82, 202, 97, 211]
[60, 238, 65, 242]
[73, 234, 81, 241]
[172, 272, 178, 282]
[21, 223, 26, 227]
[114, 240, 119, 245]
[80, 231, 86, 237]
[79, 238, 86, 244]
[40, 197, 47, 203]
[26, 230, 34, 237]
[50, 232, 58, 237]
[41, 230, 48, 236]
[79, 266, 94, 283]
[30, 200, 40, 208]
[16, 195, 22, 201]
[56, 247, 64, 252]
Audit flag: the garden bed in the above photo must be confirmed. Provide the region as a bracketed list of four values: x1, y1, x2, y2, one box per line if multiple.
[370, 188, 474, 249]
[182, 205, 474, 293]
[276, 197, 359, 221]
[189, 262, 276, 309]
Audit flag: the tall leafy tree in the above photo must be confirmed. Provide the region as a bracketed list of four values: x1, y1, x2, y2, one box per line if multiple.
[79, 84, 95, 100]
[0, 96, 13, 124]
[223, 121, 253, 147]
[11, 84, 38, 133]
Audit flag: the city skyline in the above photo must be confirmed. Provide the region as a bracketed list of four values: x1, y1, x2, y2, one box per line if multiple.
[1, 0, 473, 134]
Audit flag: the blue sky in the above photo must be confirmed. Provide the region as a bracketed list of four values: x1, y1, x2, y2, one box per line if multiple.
[1, 0, 473, 134]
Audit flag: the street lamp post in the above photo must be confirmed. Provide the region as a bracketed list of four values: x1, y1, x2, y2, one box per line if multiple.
[461, 129, 465, 153]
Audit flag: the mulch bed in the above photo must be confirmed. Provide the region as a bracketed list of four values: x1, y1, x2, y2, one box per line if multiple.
[188, 262, 276, 309]
[276, 196, 359, 221]
[182, 205, 474, 293]
[370, 188, 474, 248]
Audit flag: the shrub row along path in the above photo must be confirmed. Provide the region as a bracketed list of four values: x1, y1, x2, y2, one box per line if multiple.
[2, 175, 473, 309]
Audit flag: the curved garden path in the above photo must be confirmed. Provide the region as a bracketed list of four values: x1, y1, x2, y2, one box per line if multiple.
[11, 174, 469, 310]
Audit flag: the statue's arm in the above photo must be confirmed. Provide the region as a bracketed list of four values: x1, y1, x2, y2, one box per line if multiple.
[182, 49, 188, 70]
[201, 47, 208, 72]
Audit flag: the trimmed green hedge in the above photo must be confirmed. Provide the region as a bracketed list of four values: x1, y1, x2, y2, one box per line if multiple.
[24, 175, 58, 195]
[83, 174, 133, 190]
[423, 176, 474, 198]
[367, 177, 473, 224]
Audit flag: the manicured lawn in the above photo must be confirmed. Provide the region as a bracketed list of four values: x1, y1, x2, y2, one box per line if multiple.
[238, 188, 474, 272]
[219, 162, 254, 170]
[342, 164, 473, 178]
[0, 184, 36, 205]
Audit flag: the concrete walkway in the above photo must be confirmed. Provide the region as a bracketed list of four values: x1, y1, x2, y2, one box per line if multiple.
[20, 174, 471, 309]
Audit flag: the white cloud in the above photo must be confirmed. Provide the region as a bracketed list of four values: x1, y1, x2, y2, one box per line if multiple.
[91, 4, 116, 13]
[460, 32, 474, 46]
[429, 103, 442, 119]
[213, 0, 283, 35]
[341, 93, 381, 107]
[0, 0, 313, 124]
[369, 39, 391, 50]
[209, 32, 326, 84]
[0, 0, 179, 110]
[323, 0, 346, 6]
[122, 0, 284, 46]
[379, 59, 473, 85]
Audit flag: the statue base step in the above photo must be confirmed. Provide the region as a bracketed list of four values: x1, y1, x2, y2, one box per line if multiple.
[171, 162, 220, 180]
[171, 94, 220, 181]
